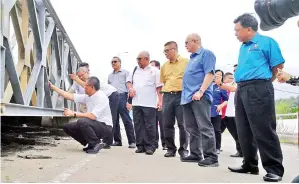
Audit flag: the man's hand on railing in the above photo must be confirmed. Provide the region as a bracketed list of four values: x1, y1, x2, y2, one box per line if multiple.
[64, 108, 75, 117]
[48, 81, 55, 90]
[69, 73, 78, 81]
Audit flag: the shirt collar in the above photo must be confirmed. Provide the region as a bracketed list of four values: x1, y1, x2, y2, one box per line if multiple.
[244, 33, 260, 45]
[113, 68, 123, 74]
[90, 90, 100, 100]
[169, 55, 181, 63]
[138, 64, 151, 70]
[190, 48, 203, 58]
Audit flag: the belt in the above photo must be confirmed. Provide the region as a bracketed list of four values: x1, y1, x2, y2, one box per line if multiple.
[238, 79, 270, 87]
[163, 91, 182, 95]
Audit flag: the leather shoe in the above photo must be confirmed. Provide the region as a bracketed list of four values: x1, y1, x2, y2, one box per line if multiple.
[112, 142, 122, 146]
[145, 150, 154, 155]
[228, 166, 259, 175]
[135, 148, 145, 153]
[164, 151, 176, 157]
[179, 151, 189, 158]
[128, 143, 136, 149]
[181, 155, 201, 163]
[230, 152, 243, 157]
[263, 173, 282, 182]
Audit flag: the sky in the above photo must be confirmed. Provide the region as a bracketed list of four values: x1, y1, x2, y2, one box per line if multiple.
[50, 0, 299, 99]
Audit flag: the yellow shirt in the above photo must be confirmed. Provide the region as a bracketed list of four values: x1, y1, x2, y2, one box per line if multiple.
[160, 55, 188, 92]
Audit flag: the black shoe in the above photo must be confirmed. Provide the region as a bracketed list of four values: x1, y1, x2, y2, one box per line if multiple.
[179, 151, 189, 158]
[164, 151, 176, 157]
[228, 166, 259, 175]
[103, 143, 111, 149]
[83, 145, 91, 152]
[86, 143, 104, 154]
[135, 148, 145, 153]
[128, 143, 136, 149]
[230, 152, 243, 157]
[181, 155, 201, 163]
[263, 173, 282, 182]
[112, 142, 122, 146]
[198, 159, 219, 167]
[145, 150, 154, 155]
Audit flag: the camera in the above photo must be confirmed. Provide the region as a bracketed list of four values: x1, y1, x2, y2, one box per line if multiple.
[254, 0, 299, 31]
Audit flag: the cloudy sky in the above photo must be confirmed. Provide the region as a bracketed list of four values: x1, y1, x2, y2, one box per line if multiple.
[50, 0, 299, 98]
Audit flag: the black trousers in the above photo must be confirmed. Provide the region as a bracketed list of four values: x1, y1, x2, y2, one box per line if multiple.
[221, 116, 242, 153]
[182, 97, 217, 162]
[211, 115, 222, 150]
[155, 110, 165, 148]
[162, 93, 188, 154]
[109, 91, 119, 145]
[235, 79, 284, 176]
[63, 118, 112, 147]
[114, 93, 136, 144]
[133, 106, 157, 151]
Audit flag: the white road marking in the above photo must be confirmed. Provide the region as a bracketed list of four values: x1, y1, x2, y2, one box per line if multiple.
[50, 155, 96, 183]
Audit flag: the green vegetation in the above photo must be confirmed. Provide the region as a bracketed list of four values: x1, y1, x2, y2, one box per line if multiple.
[275, 96, 298, 119]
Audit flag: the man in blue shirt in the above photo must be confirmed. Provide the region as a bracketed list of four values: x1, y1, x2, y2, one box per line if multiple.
[180, 33, 218, 167]
[228, 13, 284, 182]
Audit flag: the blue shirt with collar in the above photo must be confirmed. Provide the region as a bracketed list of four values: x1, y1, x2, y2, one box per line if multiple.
[181, 48, 216, 105]
[211, 84, 228, 117]
[235, 33, 285, 83]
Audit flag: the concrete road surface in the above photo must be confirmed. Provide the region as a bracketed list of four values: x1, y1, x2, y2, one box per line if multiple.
[1, 132, 299, 183]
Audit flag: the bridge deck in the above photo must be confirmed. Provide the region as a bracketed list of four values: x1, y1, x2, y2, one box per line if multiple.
[1, 132, 298, 183]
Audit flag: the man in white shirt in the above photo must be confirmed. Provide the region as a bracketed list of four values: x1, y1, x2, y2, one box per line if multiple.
[49, 76, 113, 154]
[126, 51, 163, 155]
[69, 72, 119, 148]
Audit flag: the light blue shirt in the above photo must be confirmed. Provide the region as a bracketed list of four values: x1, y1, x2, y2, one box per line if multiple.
[235, 33, 285, 83]
[181, 48, 216, 105]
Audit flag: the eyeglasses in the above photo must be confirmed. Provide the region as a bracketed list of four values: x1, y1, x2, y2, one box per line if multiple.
[111, 60, 118, 64]
[163, 48, 175, 54]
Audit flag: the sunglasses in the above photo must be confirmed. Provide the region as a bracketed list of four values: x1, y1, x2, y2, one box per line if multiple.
[111, 60, 118, 64]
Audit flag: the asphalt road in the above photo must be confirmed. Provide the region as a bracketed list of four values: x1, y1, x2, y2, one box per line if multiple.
[1, 131, 299, 183]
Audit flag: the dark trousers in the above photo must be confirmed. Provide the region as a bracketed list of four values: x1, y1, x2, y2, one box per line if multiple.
[235, 79, 284, 176]
[133, 106, 157, 151]
[182, 98, 218, 162]
[63, 118, 112, 147]
[114, 93, 136, 144]
[211, 115, 222, 150]
[155, 110, 165, 148]
[162, 93, 188, 155]
[109, 91, 120, 145]
[222, 116, 242, 153]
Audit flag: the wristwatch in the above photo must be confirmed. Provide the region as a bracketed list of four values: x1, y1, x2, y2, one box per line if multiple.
[74, 113, 77, 118]
[198, 89, 204, 94]
[286, 76, 299, 86]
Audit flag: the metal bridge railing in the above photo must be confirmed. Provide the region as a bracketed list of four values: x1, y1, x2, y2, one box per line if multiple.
[1, 0, 82, 117]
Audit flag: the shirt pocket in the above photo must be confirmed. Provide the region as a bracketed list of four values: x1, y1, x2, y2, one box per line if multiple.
[247, 49, 265, 63]
[145, 72, 156, 86]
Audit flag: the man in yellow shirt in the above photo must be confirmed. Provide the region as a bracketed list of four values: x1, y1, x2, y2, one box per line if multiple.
[160, 41, 189, 158]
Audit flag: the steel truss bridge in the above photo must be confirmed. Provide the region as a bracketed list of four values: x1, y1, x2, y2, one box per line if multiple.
[1, 0, 82, 119]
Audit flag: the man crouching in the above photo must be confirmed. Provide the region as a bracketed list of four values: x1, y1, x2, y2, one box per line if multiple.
[49, 76, 113, 154]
